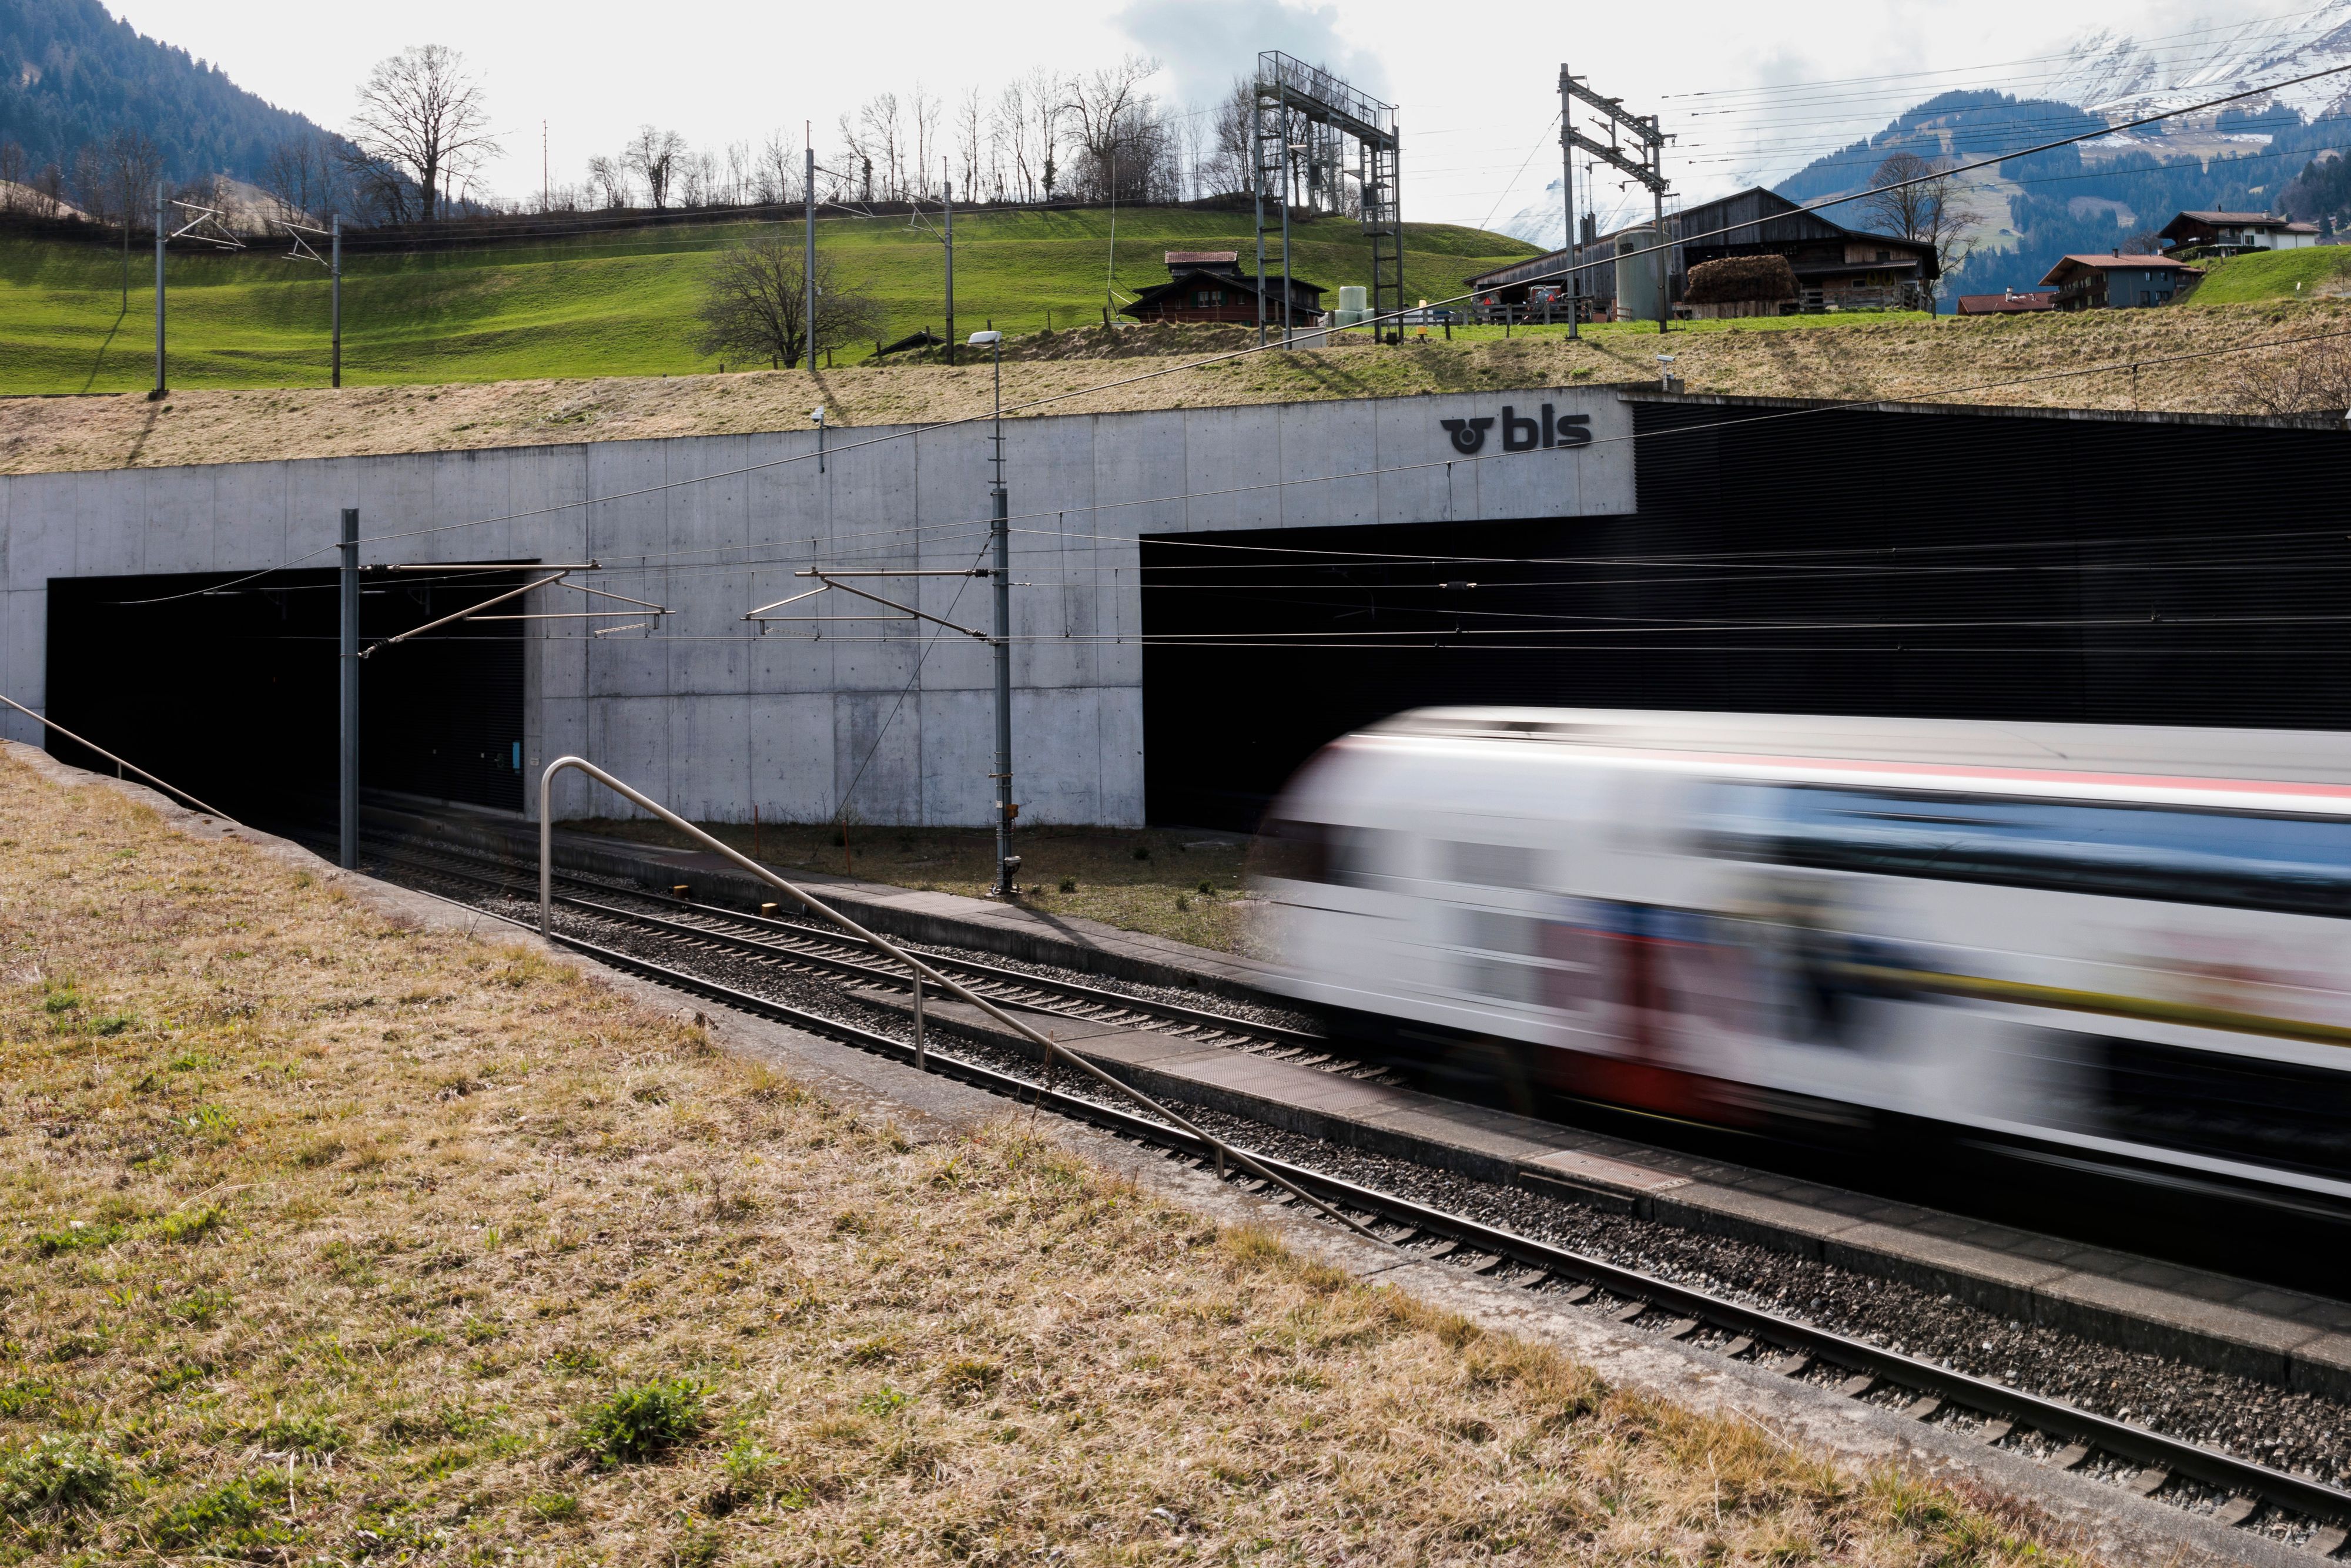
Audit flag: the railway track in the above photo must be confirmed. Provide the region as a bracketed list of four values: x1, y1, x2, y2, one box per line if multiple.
[328, 830, 1404, 1083]
[331, 824, 2351, 1555]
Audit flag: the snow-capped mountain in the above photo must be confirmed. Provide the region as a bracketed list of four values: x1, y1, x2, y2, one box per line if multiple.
[1495, 3, 2351, 249]
[2047, 1, 2351, 123]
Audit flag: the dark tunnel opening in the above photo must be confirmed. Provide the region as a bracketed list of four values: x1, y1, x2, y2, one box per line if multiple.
[45, 567, 528, 828]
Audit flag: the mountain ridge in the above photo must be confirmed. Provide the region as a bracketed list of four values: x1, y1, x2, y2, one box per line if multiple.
[0, 0, 328, 187]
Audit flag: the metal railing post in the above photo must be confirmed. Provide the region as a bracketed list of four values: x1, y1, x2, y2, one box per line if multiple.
[913, 971, 926, 1068]
[533, 754, 1391, 1247]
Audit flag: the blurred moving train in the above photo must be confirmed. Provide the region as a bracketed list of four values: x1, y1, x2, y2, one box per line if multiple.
[1251, 710, 2351, 1215]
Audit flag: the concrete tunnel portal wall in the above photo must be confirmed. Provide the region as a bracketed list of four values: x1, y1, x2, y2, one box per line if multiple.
[0, 388, 1635, 828]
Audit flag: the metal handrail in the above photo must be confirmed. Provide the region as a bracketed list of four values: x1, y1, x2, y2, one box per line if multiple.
[0, 693, 235, 821]
[537, 756, 1392, 1245]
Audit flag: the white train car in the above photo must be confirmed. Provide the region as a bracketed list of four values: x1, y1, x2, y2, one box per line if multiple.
[1251, 709, 2351, 1212]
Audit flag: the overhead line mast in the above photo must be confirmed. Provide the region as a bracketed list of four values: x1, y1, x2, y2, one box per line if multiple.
[1252, 52, 1402, 347]
[1559, 69, 1672, 331]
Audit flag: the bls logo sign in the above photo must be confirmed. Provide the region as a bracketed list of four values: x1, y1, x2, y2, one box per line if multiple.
[1439, 404, 1592, 456]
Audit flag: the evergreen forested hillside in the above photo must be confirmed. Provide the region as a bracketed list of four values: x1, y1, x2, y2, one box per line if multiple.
[1772, 89, 2346, 296]
[0, 0, 324, 184]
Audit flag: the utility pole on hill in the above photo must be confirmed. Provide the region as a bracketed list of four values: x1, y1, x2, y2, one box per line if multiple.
[805, 139, 817, 372]
[152, 182, 165, 399]
[1560, 65, 1579, 340]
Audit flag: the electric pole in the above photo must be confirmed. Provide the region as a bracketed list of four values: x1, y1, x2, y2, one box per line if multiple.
[339, 507, 359, 870]
[152, 181, 165, 400]
[330, 215, 342, 388]
[804, 141, 817, 371]
[944, 167, 956, 366]
[1560, 65, 1579, 340]
[1559, 74, 1671, 330]
[970, 330, 1016, 897]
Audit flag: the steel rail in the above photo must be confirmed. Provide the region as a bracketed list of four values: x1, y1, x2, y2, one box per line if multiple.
[402, 869, 2351, 1538]
[340, 830, 1334, 1051]
[537, 756, 1394, 1248]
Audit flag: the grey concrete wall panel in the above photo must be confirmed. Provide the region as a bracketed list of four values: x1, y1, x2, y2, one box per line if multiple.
[0, 387, 1630, 826]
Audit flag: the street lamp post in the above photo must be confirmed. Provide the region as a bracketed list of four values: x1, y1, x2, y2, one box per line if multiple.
[967, 329, 1016, 897]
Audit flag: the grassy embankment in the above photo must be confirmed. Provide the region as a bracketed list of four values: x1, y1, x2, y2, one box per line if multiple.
[0, 752, 2073, 1564]
[0, 207, 1536, 394]
[2184, 243, 2351, 304]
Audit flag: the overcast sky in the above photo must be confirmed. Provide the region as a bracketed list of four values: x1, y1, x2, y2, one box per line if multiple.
[105, 0, 2319, 232]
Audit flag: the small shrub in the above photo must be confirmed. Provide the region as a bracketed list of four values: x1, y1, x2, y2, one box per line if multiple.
[1058, 877, 1077, 893]
[0, 1380, 53, 1418]
[153, 1203, 226, 1244]
[1131, 845, 1151, 861]
[249, 1414, 345, 1455]
[1175, 895, 1191, 912]
[183, 1105, 238, 1143]
[577, 1378, 708, 1464]
[1197, 880, 1214, 894]
[152, 1477, 272, 1547]
[165, 1288, 232, 1326]
[940, 1358, 1000, 1397]
[527, 1490, 582, 1522]
[0, 1433, 118, 1517]
[858, 1386, 910, 1418]
[32, 1221, 121, 1257]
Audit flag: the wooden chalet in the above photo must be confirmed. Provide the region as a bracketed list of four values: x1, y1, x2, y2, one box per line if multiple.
[2157, 211, 2320, 260]
[1465, 186, 1939, 319]
[2038, 253, 2200, 310]
[1121, 251, 1325, 326]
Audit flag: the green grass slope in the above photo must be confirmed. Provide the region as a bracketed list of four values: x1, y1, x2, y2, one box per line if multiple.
[0, 209, 1538, 394]
[2183, 244, 2351, 305]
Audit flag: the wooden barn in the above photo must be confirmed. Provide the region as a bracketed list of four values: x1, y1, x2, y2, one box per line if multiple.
[1466, 187, 1940, 319]
[1121, 251, 1325, 326]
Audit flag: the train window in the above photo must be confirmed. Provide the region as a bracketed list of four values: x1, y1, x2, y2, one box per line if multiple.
[1251, 818, 1330, 883]
[1249, 820, 1405, 887]
[1446, 840, 1548, 890]
[1709, 784, 2351, 917]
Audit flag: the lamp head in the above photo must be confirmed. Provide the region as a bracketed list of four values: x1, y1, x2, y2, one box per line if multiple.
[967, 330, 1003, 347]
[810, 406, 825, 423]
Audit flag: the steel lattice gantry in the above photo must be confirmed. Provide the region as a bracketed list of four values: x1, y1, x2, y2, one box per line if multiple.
[1252, 51, 1402, 346]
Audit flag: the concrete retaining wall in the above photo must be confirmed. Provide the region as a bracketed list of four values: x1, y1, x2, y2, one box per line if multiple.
[0, 387, 1632, 825]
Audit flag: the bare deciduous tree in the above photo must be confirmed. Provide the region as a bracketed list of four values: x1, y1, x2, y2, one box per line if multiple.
[33, 162, 67, 219]
[103, 132, 162, 304]
[584, 156, 630, 210]
[2223, 337, 2351, 415]
[1065, 56, 1178, 205]
[349, 44, 499, 222]
[0, 141, 25, 213]
[262, 133, 339, 223]
[693, 233, 881, 368]
[1860, 151, 1982, 308]
[754, 132, 801, 206]
[624, 126, 687, 209]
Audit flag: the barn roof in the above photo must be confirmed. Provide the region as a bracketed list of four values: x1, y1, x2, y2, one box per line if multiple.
[1465, 186, 1937, 290]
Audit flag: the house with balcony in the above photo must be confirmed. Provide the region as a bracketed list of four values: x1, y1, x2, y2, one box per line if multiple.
[2157, 211, 2321, 260]
[2039, 253, 2201, 310]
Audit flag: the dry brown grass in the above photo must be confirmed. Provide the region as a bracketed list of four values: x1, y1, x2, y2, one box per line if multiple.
[2, 300, 2343, 477]
[575, 816, 1261, 954]
[0, 753, 2075, 1565]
